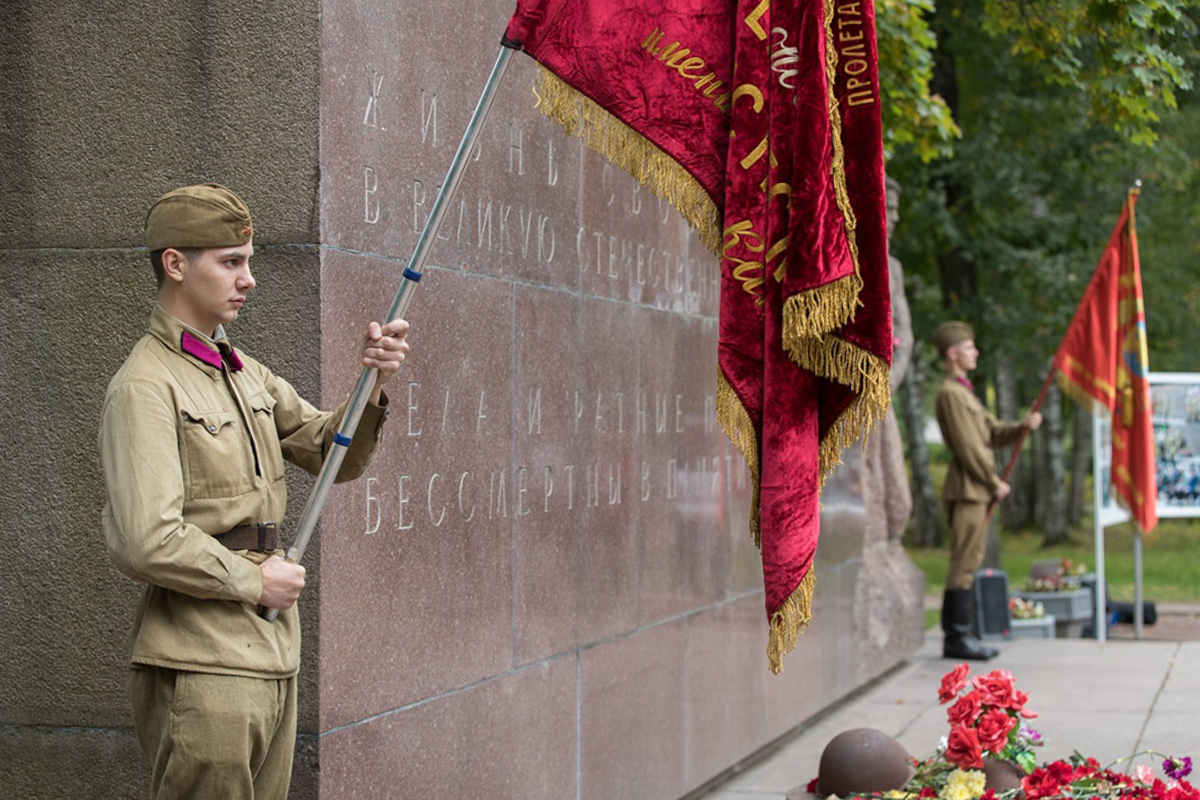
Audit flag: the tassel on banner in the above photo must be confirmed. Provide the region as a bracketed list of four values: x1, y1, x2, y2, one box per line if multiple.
[531, 66, 722, 254]
[767, 569, 816, 675]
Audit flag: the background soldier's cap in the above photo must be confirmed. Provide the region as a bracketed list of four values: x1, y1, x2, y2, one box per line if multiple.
[931, 320, 974, 354]
[145, 184, 253, 252]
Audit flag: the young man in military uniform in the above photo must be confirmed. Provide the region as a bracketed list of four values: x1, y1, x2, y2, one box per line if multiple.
[100, 184, 410, 798]
[932, 321, 1041, 660]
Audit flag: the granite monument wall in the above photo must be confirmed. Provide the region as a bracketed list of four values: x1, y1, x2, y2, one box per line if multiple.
[0, 2, 924, 798]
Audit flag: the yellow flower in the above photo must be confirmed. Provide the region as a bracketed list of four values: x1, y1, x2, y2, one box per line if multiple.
[940, 768, 987, 800]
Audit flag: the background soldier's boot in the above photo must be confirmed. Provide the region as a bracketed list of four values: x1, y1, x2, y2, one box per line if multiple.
[941, 589, 998, 660]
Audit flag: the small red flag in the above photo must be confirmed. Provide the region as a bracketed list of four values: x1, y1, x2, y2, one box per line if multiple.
[505, 0, 892, 672]
[1055, 191, 1156, 532]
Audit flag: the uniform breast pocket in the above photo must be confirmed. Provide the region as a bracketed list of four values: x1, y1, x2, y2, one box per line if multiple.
[247, 391, 285, 482]
[179, 407, 254, 499]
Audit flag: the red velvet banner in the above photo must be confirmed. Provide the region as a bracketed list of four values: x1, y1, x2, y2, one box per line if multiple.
[506, 0, 892, 673]
[1055, 192, 1157, 532]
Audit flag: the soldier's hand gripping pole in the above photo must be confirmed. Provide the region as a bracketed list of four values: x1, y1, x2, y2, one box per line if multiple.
[259, 44, 517, 621]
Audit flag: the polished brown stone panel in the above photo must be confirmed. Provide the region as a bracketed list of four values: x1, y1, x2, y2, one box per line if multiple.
[320, 5, 583, 291]
[578, 148, 718, 316]
[321, 654, 577, 799]
[581, 620, 689, 800]
[316, 248, 516, 730]
[511, 286, 643, 664]
[637, 312, 733, 624]
[685, 597, 770, 793]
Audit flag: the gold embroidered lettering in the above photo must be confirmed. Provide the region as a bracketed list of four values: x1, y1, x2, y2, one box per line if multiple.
[744, 0, 770, 41]
[739, 135, 770, 170]
[641, 28, 731, 115]
[732, 83, 765, 113]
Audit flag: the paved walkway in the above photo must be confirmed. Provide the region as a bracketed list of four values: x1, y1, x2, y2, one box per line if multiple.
[699, 610, 1200, 800]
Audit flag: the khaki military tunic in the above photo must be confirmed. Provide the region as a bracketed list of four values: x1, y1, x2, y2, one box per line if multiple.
[935, 375, 1026, 589]
[935, 376, 1026, 503]
[100, 306, 388, 678]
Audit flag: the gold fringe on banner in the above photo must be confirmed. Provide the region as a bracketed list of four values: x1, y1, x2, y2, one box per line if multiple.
[717, 368, 762, 547]
[767, 569, 815, 674]
[786, 334, 891, 485]
[531, 66, 722, 254]
[782, 273, 865, 340]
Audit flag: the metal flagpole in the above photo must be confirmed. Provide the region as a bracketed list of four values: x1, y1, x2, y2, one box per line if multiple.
[1092, 406, 1107, 642]
[261, 44, 517, 621]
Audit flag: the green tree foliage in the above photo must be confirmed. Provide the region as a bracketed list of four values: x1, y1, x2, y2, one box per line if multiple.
[876, 0, 1200, 541]
[876, 0, 961, 160]
[982, 0, 1196, 146]
[882, 0, 1200, 374]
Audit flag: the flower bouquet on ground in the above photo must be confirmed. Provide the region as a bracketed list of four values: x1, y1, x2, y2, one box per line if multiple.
[1009, 597, 1045, 620]
[808, 663, 1198, 800]
[1024, 558, 1088, 593]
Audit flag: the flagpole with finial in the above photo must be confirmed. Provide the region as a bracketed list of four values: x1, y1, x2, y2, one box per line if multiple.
[987, 181, 1147, 642]
[1129, 178, 1144, 640]
[259, 44, 517, 621]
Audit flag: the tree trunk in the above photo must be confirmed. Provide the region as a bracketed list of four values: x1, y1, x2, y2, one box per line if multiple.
[1068, 401, 1091, 526]
[901, 341, 944, 548]
[1041, 376, 1069, 545]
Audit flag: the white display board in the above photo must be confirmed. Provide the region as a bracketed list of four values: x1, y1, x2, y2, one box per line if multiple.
[1092, 372, 1200, 640]
[1148, 372, 1200, 518]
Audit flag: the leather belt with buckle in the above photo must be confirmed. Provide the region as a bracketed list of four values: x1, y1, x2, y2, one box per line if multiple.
[213, 522, 280, 552]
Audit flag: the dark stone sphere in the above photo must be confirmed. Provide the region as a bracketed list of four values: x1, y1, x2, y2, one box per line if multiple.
[983, 757, 1025, 793]
[817, 728, 914, 797]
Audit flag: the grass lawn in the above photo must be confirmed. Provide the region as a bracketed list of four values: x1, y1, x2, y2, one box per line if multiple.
[903, 439, 1200, 627]
[906, 518, 1200, 629]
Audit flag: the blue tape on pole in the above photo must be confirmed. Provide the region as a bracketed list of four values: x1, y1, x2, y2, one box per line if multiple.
[333, 433, 352, 447]
[404, 268, 422, 282]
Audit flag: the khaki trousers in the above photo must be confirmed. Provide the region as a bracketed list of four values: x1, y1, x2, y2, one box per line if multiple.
[946, 500, 989, 591]
[129, 666, 297, 800]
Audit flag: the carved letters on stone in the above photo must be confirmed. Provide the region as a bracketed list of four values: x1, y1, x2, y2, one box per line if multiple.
[345, 60, 732, 541]
[361, 383, 743, 535]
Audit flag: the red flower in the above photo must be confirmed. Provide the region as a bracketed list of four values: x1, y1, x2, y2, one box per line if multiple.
[947, 691, 983, 728]
[939, 663, 972, 703]
[973, 669, 1028, 711]
[805, 777, 819, 794]
[945, 724, 983, 770]
[1022, 761, 1076, 800]
[1167, 780, 1200, 800]
[975, 708, 1016, 753]
[919, 788, 937, 798]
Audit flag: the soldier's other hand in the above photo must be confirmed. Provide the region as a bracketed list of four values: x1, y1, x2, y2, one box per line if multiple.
[1026, 411, 1043, 430]
[994, 481, 1012, 500]
[259, 555, 306, 610]
[363, 319, 410, 391]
